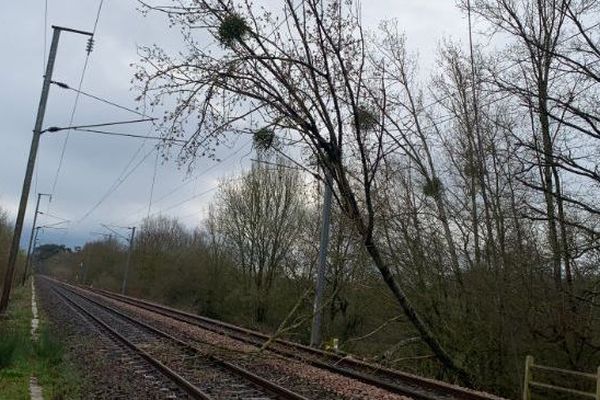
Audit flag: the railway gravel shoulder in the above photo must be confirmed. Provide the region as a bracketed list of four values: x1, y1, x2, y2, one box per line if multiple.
[84, 283, 508, 400]
[64, 280, 411, 400]
[49, 279, 350, 400]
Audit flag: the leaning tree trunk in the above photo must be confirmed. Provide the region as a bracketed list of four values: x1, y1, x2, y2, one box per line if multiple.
[362, 232, 474, 387]
[334, 167, 474, 387]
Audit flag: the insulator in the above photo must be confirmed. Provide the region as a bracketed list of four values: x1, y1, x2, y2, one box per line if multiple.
[86, 37, 95, 54]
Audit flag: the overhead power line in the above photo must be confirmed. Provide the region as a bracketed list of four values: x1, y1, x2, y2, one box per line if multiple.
[49, 0, 106, 198]
[147, 150, 160, 218]
[145, 186, 219, 220]
[63, 128, 188, 144]
[44, 118, 155, 133]
[37, 211, 70, 222]
[51, 80, 148, 117]
[78, 144, 156, 223]
[123, 140, 251, 225]
[114, 0, 306, 226]
[39, 220, 70, 228]
[138, 144, 254, 224]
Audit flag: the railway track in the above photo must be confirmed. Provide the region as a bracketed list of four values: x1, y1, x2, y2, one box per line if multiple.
[52, 285, 192, 399]
[50, 280, 309, 400]
[77, 282, 507, 400]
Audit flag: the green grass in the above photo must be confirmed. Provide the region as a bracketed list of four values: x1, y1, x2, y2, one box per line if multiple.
[0, 281, 81, 400]
[0, 332, 25, 370]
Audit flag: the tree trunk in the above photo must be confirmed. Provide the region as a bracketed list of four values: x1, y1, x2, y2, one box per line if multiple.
[538, 92, 563, 290]
[362, 233, 474, 387]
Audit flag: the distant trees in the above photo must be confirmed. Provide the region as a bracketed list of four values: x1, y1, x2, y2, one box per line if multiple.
[0, 207, 27, 288]
[462, 0, 600, 373]
[0, 208, 10, 259]
[209, 160, 306, 321]
[79, 238, 125, 290]
[135, 216, 191, 294]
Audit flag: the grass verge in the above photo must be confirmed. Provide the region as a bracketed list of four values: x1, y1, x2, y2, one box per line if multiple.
[0, 280, 81, 399]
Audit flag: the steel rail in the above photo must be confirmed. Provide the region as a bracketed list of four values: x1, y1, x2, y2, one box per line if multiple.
[52, 286, 212, 400]
[52, 280, 308, 400]
[84, 284, 508, 400]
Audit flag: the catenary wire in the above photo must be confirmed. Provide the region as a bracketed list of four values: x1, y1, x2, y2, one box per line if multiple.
[123, 140, 251, 225]
[51, 80, 148, 117]
[147, 150, 160, 218]
[66, 128, 187, 144]
[45, 118, 155, 132]
[78, 144, 156, 223]
[49, 0, 105, 198]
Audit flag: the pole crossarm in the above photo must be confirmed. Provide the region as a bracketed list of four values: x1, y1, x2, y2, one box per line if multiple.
[100, 224, 133, 241]
[51, 25, 93, 36]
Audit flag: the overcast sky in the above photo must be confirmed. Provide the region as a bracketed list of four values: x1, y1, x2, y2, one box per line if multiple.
[0, 0, 469, 248]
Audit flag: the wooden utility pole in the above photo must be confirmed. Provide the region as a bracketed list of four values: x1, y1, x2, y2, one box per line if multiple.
[0, 26, 93, 315]
[21, 193, 51, 285]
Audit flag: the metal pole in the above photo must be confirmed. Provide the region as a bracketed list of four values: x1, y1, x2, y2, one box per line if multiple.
[310, 169, 332, 348]
[0, 26, 92, 315]
[82, 260, 88, 285]
[21, 193, 51, 285]
[121, 227, 136, 295]
[0, 29, 62, 314]
[0, 26, 93, 315]
[31, 227, 41, 276]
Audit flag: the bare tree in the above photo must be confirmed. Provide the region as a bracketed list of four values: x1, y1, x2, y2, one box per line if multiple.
[210, 160, 305, 322]
[136, 0, 472, 384]
[463, 0, 600, 369]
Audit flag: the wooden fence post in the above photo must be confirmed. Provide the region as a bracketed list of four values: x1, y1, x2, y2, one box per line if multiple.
[523, 355, 533, 400]
[595, 366, 599, 400]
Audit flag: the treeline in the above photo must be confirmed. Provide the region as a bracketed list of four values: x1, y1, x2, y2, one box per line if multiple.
[0, 208, 11, 288]
[45, 163, 377, 336]
[43, 154, 598, 398]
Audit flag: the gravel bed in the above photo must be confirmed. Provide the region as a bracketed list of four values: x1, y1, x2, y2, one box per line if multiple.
[36, 278, 190, 400]
[83, 288, 412, 400]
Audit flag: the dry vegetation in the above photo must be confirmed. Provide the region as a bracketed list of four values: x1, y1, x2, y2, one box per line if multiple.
[0, 207, 24, 291]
